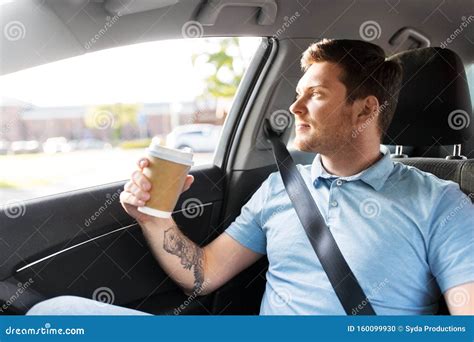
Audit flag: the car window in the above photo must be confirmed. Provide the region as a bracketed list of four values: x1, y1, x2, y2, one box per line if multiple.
[0, 37, 260, 205]
[467, 64, 474, 106]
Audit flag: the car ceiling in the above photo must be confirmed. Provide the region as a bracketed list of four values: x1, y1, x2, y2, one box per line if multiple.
[1, 0, 473, 75]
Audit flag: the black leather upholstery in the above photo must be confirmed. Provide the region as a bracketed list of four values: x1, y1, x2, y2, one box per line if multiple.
[384, 47, 473, 202]
[385, 47, 472, 146]
[394, 158, 474, 201]
[460, 161, 474, 199]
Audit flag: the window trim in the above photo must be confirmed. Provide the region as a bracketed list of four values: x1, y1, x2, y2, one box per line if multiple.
[213, 37, 277, 171]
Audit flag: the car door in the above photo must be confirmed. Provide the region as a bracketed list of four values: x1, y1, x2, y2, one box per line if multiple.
[0, 47, 270, 316]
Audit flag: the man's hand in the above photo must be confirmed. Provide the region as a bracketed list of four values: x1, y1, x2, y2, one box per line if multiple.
[120, 157, 194, 224]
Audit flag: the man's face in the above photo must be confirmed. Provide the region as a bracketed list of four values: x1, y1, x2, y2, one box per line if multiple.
[290, 62, 355, 155]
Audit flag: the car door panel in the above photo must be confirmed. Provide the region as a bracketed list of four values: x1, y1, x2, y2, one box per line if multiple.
[0, 164, 224, 315]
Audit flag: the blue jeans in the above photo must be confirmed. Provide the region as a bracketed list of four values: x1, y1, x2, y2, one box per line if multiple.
[27, 296, 151, 316]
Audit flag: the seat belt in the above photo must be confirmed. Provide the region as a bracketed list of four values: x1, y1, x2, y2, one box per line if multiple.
[263, 118, 376, 315]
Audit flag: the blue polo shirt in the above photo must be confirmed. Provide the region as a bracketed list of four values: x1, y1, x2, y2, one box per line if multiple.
[225, 145, 474, 315]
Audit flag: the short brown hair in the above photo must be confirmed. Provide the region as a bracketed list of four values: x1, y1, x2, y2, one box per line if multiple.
[300, 39, 403, 135]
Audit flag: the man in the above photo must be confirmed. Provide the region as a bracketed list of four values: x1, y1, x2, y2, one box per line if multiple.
[28, 39, 474, 315]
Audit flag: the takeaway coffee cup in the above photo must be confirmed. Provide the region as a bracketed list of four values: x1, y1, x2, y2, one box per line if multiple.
[137, 140, 194, 218]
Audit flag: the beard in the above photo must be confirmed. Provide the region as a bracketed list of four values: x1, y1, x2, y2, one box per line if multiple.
[293, 127, 320, 152]
[293, 122, 353, 155]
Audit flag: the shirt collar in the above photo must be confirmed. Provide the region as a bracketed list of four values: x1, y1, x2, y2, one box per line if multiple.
[310, 145, 393, 191]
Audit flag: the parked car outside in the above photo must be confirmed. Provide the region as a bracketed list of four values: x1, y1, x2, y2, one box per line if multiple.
[165, 124, 222, 152]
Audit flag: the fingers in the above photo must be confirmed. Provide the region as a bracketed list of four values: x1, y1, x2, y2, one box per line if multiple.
[182, 175, 195, 193]
[131, 170, 151, 191]
[120, 189, 145, 207]
[137, 157, 150, 170]
[124, 180, 150, 202]
[121, 163, 152, 210]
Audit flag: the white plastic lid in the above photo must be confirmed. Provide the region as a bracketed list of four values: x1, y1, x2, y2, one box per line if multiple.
[146, 140, 194, 166]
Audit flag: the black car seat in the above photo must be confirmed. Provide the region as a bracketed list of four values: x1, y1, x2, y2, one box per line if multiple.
[386, 47, 473, 202]
[385, 47, 473, 314]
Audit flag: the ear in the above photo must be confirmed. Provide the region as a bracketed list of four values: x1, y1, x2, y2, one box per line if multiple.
[352, 95, 379, 125]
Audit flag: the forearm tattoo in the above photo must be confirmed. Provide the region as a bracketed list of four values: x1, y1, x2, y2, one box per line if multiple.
[163, 226, 204, 293]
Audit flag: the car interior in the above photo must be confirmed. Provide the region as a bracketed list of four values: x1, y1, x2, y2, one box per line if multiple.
[0, 0, 473, 315]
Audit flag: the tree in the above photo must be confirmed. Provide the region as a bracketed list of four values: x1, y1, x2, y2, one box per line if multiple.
[84, 103, 141, 142]
[192, 37, 245, 99]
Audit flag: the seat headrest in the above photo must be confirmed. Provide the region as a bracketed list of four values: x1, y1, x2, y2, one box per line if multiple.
[383, 47, 472, 146]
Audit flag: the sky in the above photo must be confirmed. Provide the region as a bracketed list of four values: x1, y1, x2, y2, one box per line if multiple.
[0, 37, 261, 107]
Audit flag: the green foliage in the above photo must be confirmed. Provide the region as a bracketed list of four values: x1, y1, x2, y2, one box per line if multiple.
[84, 103, 141, 141]
[192, 37, 244, 98]
[119, 138, 153, 149]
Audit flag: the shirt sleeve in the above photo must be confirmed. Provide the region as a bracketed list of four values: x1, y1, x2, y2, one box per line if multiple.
[428, 183, 474, 293]
[224, 174, 273, 255]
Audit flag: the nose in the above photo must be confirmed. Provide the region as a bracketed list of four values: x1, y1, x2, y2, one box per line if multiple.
[289, 96, 306, 117]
